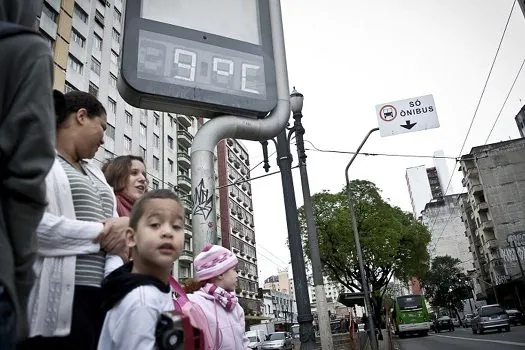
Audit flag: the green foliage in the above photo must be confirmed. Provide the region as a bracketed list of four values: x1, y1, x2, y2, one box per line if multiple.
[421, 256, 470, 311]
[298, 179, 432, 297]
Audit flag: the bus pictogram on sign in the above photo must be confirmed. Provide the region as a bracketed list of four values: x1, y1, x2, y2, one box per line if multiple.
[379, 105, 397, 122]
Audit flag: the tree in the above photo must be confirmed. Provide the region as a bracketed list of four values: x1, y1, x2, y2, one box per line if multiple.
[298, 180, 431, 325]
[421, 256, 470, 321]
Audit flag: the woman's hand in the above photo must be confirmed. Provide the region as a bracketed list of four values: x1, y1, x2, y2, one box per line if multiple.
[94, 217, 130, 258]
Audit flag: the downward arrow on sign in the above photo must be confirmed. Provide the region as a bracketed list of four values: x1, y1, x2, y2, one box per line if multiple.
[401, 120, 417, 130]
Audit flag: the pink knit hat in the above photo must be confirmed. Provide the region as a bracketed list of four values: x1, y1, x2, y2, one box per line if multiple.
[194, 244, 238, 281]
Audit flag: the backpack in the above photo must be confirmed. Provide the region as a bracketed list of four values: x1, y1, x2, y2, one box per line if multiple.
[169, 276, 218, 350]
[0, 21, 37, 40]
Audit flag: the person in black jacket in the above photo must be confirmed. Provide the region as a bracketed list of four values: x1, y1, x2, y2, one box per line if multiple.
[0, 0, 55, 348]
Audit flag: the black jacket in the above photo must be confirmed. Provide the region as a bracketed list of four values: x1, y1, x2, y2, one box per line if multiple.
[0, 0, 55, 342]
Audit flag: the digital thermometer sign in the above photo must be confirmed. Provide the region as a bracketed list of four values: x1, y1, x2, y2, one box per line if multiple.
[119, 0, 277, 117]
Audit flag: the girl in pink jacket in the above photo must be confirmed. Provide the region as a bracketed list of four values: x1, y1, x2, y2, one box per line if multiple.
[188, 244, 250, 349]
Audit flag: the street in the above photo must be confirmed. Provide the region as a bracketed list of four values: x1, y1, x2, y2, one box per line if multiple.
[398, 326, 525, 350]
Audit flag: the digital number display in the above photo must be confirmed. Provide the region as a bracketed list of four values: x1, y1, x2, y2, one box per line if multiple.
[138, 30, 266, 99]
[140, 0, 260, 45]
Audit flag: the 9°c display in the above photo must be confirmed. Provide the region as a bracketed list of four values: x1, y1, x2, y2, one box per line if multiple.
[118, 0, 278, 118]
[138, 30, 266, 99]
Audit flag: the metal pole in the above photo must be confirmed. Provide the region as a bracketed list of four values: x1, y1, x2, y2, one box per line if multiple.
[276, 129, 316, 349]
[190, 0, 290, 254]
[344, 127, 379, 350]
[293, 111, 334, 350]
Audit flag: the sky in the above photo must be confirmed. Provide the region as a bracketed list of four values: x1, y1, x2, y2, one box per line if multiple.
[242, 0, 525, 285]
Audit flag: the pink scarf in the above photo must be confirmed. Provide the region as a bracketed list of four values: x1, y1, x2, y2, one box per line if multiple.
[201, 283, 238, 312]
[115, 193, 134, 217]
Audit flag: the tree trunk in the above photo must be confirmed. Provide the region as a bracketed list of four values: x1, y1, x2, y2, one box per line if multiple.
[372, 295, 384, 340]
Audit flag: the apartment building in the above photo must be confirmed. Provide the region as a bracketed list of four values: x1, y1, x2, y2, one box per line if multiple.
[405, 150, 452, 219]
[458, 139, 525, 307]
[217, 138, 260, 316]
[38, 0, 206, 280]
[421, 194, 471, 272]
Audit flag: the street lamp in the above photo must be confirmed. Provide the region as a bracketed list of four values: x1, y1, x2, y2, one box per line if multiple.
[260, 88, 333, 349]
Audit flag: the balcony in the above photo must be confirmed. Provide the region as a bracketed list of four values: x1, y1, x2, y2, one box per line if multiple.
[177, 115, 193, 128]
[467, 168, 479, 178]
[177, 130, 193, 148]
[470, 184, 483, 195]
[179, 249, 194, 262]
[177, 174, 191, 192]
[485, 239, 498, 250]
[462, 177, 468, 187]
[475, 201, 489, 212]
[482, 220, 494, 231]
[177, 152, 191, 169]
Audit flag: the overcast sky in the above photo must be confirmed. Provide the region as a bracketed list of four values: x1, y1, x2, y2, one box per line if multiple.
[242, 0, 525, 284]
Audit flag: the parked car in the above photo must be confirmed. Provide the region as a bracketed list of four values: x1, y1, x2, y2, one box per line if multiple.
[436, 316, 455, 332]
[506, 309, 524, 326]
[261, 332, 293, 350]
[463, 314, 473, 328]
[472, 305, 510, 334]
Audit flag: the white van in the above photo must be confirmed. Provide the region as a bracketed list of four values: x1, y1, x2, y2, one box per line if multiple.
[245, 329, 265, 350]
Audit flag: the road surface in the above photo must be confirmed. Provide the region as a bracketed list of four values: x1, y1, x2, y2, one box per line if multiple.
[397, 325, 525, 350]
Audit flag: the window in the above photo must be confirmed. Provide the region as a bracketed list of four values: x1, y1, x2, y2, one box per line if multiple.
[112, 28, 120, 42]
[74, 4, 88, 23]
[153, 113, 160, 126]
[71, 30, 85, 48]
[42, 2, 58, 22]
[93, 34, 103, 51]
[184, 237, 191, 251]
[153, 156, 160, 171]
[124, 136, 132, 151]
[39, 30, 54, 47]
[108, 98, 116, 114]
[140, 123, 147, 136]
[152, 179, 159, 189]
[64, 82, 77, 93]
[167, 136, 174, 149]
[140, 147, 146, 160]
[110, 50, 119, 65]
[88, 82, 99, 97]
[140, 110, 148, 124]
[91, 57, 101, 75]
[179, 265, 191, 279]
[95, 10, 104, 28]
[113, 8, 122, 24]
[68, 55, 83, 74]
[168, 159, 174, 173]
[109, 74, 117, 87]
[169, 115, 175, 127]
[125, 111, 133, 125]
[153, 134, 160, 148]
[105, 124, 115, 140]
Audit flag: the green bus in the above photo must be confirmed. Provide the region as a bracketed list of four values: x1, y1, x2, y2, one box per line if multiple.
[392, 295, 430, 338]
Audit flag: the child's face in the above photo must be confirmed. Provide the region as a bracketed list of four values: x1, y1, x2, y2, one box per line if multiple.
[219, 266, 238, 292]
[127, 198, 185, 269]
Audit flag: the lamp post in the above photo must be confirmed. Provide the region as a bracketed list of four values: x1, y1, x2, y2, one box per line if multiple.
[260, 88, 332, 349]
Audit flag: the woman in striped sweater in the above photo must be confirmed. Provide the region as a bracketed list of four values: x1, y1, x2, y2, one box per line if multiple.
[18, 91, 129, 350]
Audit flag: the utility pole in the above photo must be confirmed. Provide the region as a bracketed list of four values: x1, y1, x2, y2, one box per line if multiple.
[275, 129, 316, 349]
[290, 89, 334, 350]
